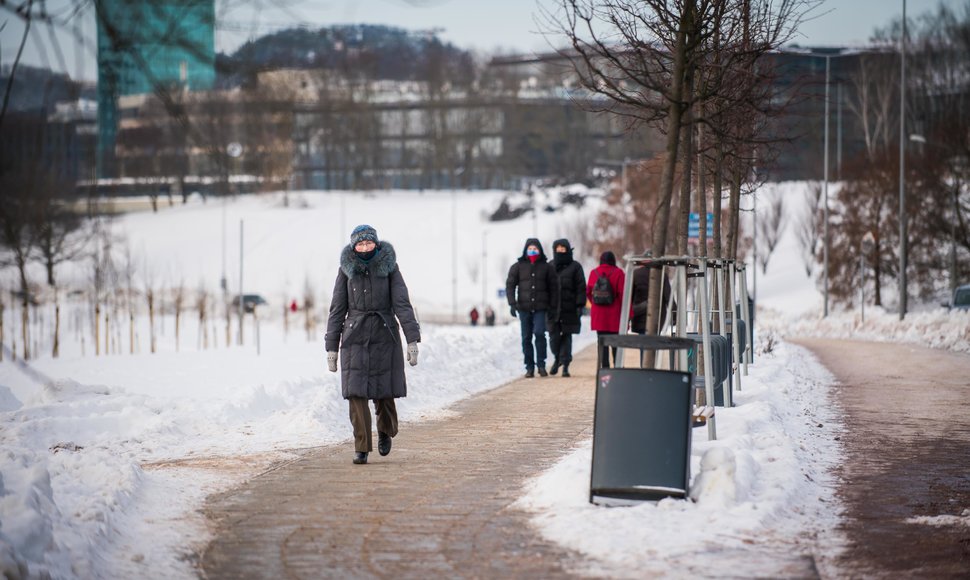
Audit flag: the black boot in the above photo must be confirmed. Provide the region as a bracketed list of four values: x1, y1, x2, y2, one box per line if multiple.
[550, 359, 561, 375]
[525, 368, 535, 378]
[378, 432, 392, 456]
[562, 364, 570, 377]
[353, 451, 368, 464]
[537, 366, 548, 377]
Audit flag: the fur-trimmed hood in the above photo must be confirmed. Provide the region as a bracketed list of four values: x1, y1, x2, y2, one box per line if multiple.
[340, 241, 398, 278]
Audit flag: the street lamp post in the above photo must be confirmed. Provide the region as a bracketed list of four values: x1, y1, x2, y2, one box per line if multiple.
[823, 55, 831, 317]
[899, 0, 909, 320]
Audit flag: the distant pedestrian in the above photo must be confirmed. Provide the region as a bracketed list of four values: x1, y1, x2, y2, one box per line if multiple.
[469, 306, 480, 326]
[549, 238, 586, 378]
[484, 305, 496, 326]
[586, 251, 625, 368]
[631, 261, 675, 334]
[325, 224, 421, 465]
[290, 299, 299, 313]
[506, 238, 560, 378]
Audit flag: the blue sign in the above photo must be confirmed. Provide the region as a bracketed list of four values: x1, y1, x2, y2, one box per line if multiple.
[497, 288, 507, 298]
[688, 212, 714, 239]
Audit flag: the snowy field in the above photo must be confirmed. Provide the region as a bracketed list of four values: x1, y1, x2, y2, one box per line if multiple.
[1, 182, 963, 578]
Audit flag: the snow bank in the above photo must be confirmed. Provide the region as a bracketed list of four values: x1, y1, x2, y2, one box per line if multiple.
[0, 320, 595, 578]
[760, 306, 970, 354]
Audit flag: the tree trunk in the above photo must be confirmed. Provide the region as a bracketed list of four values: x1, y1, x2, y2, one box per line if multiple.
[677, 72, 695, 256]
[727, 162, 743, 260]
[713, 141, 724, 259]
[95, 303, 101, 356]
[148, 291, 156, 353]
[53, 303, 60, 358]
[698, 122, 707, 252]
[645, 6, 692, 343]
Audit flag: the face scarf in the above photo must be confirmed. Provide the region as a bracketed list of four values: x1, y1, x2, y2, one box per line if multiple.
[355, 246, 378, 262]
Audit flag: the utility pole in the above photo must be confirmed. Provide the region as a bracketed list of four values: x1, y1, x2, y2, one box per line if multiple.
[823, 55, 831, 318]
[899, 0, 908, 320]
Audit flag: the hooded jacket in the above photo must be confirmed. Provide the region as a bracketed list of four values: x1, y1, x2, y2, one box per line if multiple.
[551, 238, 586, 334]
[325, 241, 421, 400]
[505, 238, 561, 317]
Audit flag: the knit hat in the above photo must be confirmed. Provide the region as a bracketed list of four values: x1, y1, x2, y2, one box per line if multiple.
[350, 224, 378, 246]
[600, 251, 616, 266]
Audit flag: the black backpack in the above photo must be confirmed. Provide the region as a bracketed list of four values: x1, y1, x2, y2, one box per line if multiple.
[591, 272, 615, 305]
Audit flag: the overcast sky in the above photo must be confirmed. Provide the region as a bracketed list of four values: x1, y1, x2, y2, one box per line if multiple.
[1, 0, 966, 82]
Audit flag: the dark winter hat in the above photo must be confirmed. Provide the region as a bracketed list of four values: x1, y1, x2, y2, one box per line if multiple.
[350, 224, 378, 245]
[553, 238, 572, 251]
[600, 251, 616, 266]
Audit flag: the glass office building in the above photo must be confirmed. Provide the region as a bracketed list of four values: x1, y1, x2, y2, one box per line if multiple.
[97, 0, 215, 177]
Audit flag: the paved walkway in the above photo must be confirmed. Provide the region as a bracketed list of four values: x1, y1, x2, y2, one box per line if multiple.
[201, 348, 599, 579]
[795, 339, 970, 579]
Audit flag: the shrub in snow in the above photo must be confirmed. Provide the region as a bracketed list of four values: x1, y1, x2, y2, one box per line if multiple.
[688, 446, 737, 506]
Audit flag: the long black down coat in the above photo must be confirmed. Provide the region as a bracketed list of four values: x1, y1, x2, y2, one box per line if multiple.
[506, 238, 560, 317]
[325, 241, 421, 400]
[552, 250, 586, 334]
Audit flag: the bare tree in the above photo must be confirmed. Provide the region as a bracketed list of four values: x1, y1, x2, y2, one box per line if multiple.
[796, 183, 822, 277]
[304, 276, 316, 341]
[173, 279, 185, 352]
[197, 281, 209, 350]
[545, 0, 816, 335]
[756, 189, 786, 273]
[0, 167, 40, 359]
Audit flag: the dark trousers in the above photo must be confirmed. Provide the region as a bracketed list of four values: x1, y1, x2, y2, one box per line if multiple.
[518, 310, 548, 370]
[348, 397, 398, 453]
[549, 321, 573, 365]
[597, 331, 618, 368]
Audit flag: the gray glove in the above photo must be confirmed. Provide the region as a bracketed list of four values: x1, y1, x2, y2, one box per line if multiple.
[407, 342, 419, 366]
[327, 351, 338, 372]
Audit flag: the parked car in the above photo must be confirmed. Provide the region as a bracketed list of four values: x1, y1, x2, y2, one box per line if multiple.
[231, 294, 268, 313]
[943, 284, 970, 311]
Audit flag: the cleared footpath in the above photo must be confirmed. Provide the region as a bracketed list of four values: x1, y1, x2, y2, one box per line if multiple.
[200, 347, 599, 579]
[795, 338, 970, 578]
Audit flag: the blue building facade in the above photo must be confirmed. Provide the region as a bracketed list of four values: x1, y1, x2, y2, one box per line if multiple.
[97, 0, 215, 177]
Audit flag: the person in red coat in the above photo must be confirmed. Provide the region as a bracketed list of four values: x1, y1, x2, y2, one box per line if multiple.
[586, 251, 625, 368]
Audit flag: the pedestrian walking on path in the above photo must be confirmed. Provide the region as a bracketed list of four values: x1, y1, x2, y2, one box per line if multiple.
[325, 224, 421, 465]
[549, 238, 585, 377]
[506, 238, 560, 378]
[586, 251, 624, 367]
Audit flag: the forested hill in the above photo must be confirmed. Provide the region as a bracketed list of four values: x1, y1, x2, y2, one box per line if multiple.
[216, 24, 475, 86]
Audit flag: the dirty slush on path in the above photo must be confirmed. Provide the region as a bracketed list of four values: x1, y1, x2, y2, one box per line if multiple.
[796, 338, 970, 579]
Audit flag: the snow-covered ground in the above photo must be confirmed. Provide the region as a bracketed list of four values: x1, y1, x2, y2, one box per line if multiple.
[517, 337, 844, 578]
[0, 181, 962, 578]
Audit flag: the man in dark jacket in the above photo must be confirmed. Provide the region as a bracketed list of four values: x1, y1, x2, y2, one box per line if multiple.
[325, 225, 421, 465]
[506, 238, 560, 378]
[549, 238, 585, 377]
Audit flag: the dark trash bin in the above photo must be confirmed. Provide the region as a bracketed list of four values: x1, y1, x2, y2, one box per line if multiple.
[590, 335, 696, 506]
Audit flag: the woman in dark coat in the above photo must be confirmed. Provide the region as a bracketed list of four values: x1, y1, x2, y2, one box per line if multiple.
[549, 238, 586, 377]
[325, 225, 421, 465]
